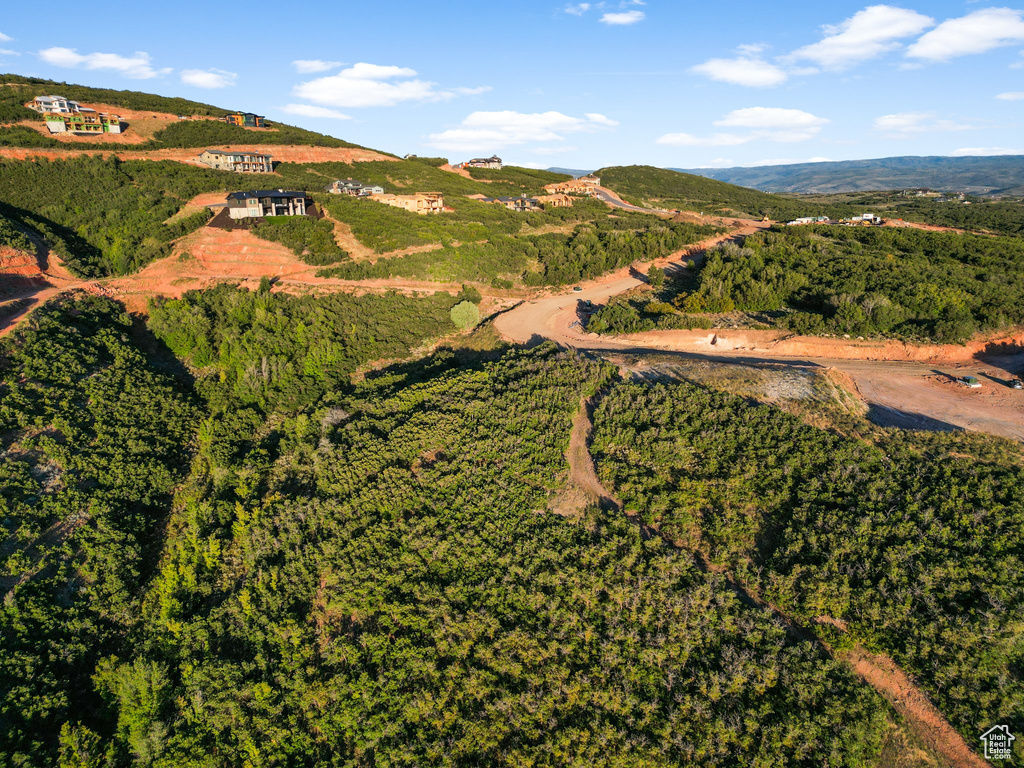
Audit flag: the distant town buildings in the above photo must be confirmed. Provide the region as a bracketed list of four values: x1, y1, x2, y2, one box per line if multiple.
[29, 95, 80, 114]
[198, 149, 274, 173]
[225, 112, 266, 128]
[787, 213, 882, 227]
[44, 111, 122, 135]
[372, 192, 446, 215]
[226, 190, 309, 219]
[327, 179, 385, 196]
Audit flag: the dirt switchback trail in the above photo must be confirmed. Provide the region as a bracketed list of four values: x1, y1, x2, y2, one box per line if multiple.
[570, 379, 983, 764]
[845, 646, 987, 768]
[554, 395, 621, 517]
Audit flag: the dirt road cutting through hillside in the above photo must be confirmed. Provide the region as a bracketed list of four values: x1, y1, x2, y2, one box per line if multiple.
[494, 230, 1024, 443]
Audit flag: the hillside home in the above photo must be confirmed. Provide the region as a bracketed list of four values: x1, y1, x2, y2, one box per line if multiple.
[198, 149, 274, 173]
[372, 193, 445, 215]
[44, 111, 122, 135]
[226, 190, 309, 219]
[29, 95, 80, 114]
[484, 195, 540, 212]
[225, 112, 266, 128]
[327, 179, 385, 196]
[535, 193, 573, 209]
[543, 179, 599, 196]
[465, 155, 503, 170]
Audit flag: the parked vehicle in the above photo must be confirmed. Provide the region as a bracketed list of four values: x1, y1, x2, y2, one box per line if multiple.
[1012, 378, 1023, 390]
[572, 286, 583, 293]
[959, 376, 982, 389]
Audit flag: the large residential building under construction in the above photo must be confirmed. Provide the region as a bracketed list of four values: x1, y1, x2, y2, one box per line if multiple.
[198, 149, 274, 173]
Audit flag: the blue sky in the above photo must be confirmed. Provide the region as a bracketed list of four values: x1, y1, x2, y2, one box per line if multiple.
[1, 1, 1022, 169]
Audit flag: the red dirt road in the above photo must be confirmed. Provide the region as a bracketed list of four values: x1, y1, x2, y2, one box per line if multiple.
[494, 230, 1024, 443]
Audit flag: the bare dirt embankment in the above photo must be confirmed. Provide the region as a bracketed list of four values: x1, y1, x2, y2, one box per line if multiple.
[439, 163, 490, 181]
[620, 327, 1024, 365]
[844, 646, 987, 768]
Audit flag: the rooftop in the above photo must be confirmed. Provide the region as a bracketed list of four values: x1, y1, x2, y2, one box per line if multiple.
[228, 189, 308, 200]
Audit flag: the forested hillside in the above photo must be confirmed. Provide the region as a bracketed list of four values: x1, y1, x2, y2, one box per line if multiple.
[0, 296, 198, 762]
[3, 289, 1022, 765]
[591, 380, 1024, 748]
[597, 165, 855, 220]
[675, 225, 1024, 342]
[0, 157, 226, 276]
[681, 155, 1024, 197]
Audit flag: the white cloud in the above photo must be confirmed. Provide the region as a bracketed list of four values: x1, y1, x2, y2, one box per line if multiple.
[874, 112, 972, 134]
[292, 59, 343, 73]
[0, 49, 19, 57]
[428, 110, 615, 152]
[951, 146, 1024, 156]
[787, 5, 934, 69]
[38, 47, 171, 79]
[180, 68, 236, 89]
[907, 8, 1024, 61]
[294, 62, 470, 108]
[714, 106, 829, 141]
[656, 132, 751, 147]
[691, 56, 788, 87]
[281, 103, 351, 120]
[659, 107, 829, 148]
[585, 112, 619, 126]
[600, 10, 645, 25]
[997, 91, 1024, 100]
[0, 32, 12, 42]
[452, 85, 493, 95]
[565, 3, 590, 15]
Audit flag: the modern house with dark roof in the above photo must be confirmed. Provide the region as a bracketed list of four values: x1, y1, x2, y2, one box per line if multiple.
[226, 190, 310, 219]
[327, 178, 385, 196]
[225, 112, 266, 128]
[198, 149, 274, 173]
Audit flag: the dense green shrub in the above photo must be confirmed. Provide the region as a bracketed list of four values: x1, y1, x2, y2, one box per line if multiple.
[0, 296, 198, 763]
[0, 126, 59, 147]
[141, 120, 356, 149]
[252, 215, 347, 265]
[147, 284, 459, 413]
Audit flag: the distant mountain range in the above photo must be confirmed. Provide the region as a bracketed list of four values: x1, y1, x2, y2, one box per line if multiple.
[670, 155, 1024, 197]
[546, 167, 595, 179]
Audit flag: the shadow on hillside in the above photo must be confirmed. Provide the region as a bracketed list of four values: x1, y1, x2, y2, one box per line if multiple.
[866, 403, 962, 433]
[0, 275, 50, 300]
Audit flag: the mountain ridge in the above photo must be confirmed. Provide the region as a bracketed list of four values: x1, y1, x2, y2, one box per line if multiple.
[670, 155, 1024, 197]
